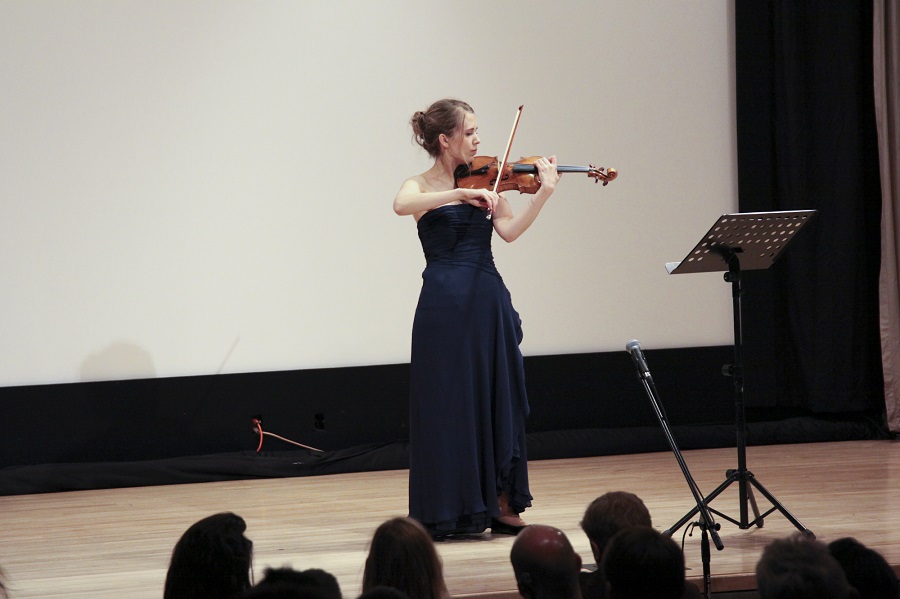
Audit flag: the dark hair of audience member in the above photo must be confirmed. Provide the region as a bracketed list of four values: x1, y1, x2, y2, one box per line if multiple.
[580, 491, 652, 558]
[238, 567, 342, 599]
[601, 526, 685, 599]
[827, 537, 899, 599]
[239, 584, 303, 599]
[164, 511, 254, 599]
[0, 565, 8, 599]
[756, 533, 858, 599]
[357, 586, 411, 599]
[362, 517, 448, 599]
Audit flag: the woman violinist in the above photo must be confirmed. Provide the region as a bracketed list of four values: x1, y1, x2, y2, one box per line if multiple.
[393, 98, 560, 538]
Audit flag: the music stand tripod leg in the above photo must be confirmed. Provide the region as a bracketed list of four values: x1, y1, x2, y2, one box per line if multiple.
[726, 468, 764, 527]
[747, 473, 815, 537]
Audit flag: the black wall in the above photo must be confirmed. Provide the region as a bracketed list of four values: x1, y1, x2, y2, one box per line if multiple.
[0, 346, 737, 470]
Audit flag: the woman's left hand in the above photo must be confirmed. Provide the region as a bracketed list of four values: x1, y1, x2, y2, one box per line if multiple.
[535, 156, 560, 194]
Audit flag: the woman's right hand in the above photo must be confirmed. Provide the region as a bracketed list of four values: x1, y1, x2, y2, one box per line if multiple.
[461, 188, 501, 213]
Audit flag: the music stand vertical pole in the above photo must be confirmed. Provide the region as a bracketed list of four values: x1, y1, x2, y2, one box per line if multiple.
[725, 251, 752, 527]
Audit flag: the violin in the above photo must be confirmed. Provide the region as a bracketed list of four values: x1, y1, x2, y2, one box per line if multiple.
[454, 155, 618, 195]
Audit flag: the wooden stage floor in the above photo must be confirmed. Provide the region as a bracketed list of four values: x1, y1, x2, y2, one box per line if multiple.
[1, 439, 898, 598]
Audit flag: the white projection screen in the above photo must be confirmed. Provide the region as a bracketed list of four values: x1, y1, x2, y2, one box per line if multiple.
[0, 1, 738, 387]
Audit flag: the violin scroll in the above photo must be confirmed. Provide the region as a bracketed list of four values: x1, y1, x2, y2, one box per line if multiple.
[588, 165, 618, 186]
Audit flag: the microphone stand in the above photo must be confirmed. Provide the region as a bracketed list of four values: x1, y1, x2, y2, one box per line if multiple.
[627, 341, 723, 598]
[696, 517, 713, 599]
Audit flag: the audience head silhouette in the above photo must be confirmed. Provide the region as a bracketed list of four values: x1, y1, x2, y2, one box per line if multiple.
[239, 567, 342, 599]
[756, 533, 859, 599]
[827, 537, 898, 599]
[601, 526, 684, 599]
[357, 586, 411, 599]
[362, 516, 448, 599]
[580, 491, 652, 565]
[164, 511, 253, 599]
[510, 524, 583, 599]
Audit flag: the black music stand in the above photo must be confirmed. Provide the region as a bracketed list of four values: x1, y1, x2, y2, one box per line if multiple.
[664, 210, 817, 538]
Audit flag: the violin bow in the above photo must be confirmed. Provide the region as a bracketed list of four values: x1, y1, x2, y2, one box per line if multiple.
[487, 104, 524, 219]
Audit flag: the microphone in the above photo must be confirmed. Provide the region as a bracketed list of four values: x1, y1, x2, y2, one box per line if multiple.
[626, 339, 651, 378]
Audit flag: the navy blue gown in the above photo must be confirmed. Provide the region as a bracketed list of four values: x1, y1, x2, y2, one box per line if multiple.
[408, 203, 532, 536]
